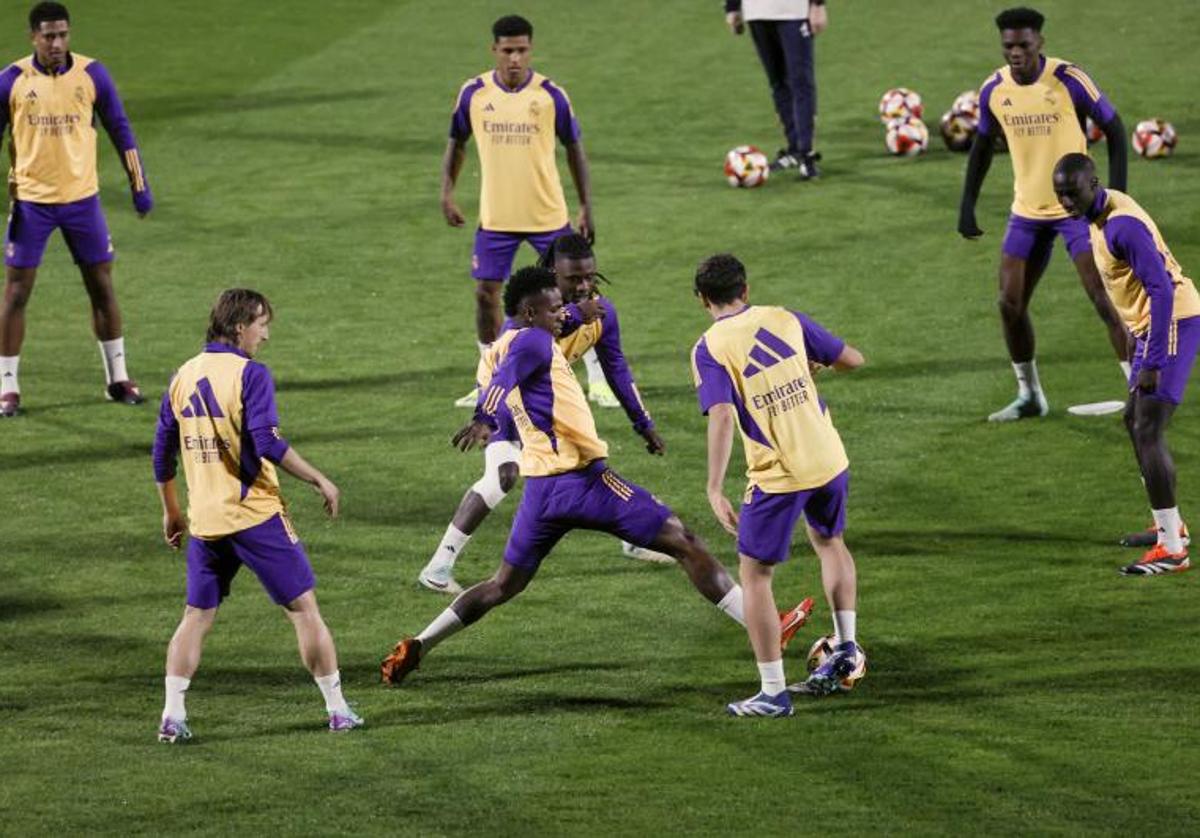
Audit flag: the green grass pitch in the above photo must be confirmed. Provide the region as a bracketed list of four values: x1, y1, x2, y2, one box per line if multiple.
[2, 0, 1198, 833]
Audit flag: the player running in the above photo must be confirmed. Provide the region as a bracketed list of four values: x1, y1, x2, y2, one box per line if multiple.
[1054, 154, 1198, 576]
[418, 234, 669, 595]
[958, 6, 1129, 422]
[151, 290, 362, 742]
[443, 15, 615, 410]
[382, 267, 813, 690]
[0, 2, 154, 417]
[692, 254, 864, 716]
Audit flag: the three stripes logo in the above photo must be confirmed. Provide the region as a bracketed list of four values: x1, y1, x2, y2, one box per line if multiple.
[180, 377, 225, 418]
[742, 328, 797, 379]
[601, 469, 634, 502]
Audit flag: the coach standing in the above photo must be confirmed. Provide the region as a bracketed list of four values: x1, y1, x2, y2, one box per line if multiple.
[724, 0, 827, 180]
[0, 2, 152, 417]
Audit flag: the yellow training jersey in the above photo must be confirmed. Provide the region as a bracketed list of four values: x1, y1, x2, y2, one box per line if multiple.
[692, 306, 848, 493]
[478, 327, 608, 477]
[160, 345, 286, 538]
[1088, 188, 1200, 338]
[449, 70, 580, 232]
[978, 57, 1115, 219]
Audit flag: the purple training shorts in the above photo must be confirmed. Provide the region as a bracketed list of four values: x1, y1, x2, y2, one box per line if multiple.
[737, 469, 849, 564]
[1001, 213, 1091, 269]
[503, 459, 673, 570]
[4, 194, 114, 268]
[1129, 316, 1200, 405]
[472, 223, 572, 281]
[185, 512, 316, 608]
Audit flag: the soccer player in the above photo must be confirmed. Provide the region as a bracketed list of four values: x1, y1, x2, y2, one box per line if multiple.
[382, 267, 813, 690]
[418, 233, 668, 594]
[0, 2, 153, 418]
[1053, 154, 1199, 576]
[957, 6, 1129, 422]
[723, 0, 827, 178]
[443, 15, 613, 409]
[151, 289, 362, 742]
[692, 254, 864, 716]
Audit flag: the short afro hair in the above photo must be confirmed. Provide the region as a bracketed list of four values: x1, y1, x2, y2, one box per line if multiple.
[493, 14, 533, 41]
[995, 7, 1044, 32]
[694, 253, 748, 305]
[29, 2, 69, 31]
[503, 265, 557, 317]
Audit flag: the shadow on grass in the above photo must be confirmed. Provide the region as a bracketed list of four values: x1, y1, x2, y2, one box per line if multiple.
[0, 594, 66, 621]
[277, 364, 466, 393]
[131, 88, 390, 122]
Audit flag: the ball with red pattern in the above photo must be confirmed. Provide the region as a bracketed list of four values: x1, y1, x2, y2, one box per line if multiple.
[723, 145, 771, 188]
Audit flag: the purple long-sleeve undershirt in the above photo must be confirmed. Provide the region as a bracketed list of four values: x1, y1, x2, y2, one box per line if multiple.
[152, 387, 180, 483]
[592, 299, 653, 432]
[1106, 215, 1175, 370]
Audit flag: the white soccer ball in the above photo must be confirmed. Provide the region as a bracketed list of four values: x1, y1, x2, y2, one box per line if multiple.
[885, 116, 929, 156]
[951, 89, 980, 122]
[940, 109, 975, 152]
[879, 87, 924, 123]
[724, 145, 770, 188]
[1132, 119, 1178, 159]
[805, 634, 867, 690]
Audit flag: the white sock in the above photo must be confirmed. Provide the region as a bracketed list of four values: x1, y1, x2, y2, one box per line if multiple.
[583, 348, 604, 386]
[416, 607, 465, 653]
[314, 670, 350, 715]
[163, 675, 190, 721]
[428, 525, 471, 571]
[716, 586, 746, 626]
[1152, 507, 1184, 553]
[833, 610, 857, 645]
[1120, 360, 1133, 380]
[757, 659, 786, 697]
[98, 338, 128, 385]
[0, 355, 18, 394]
[1012, 360, 1041, 400]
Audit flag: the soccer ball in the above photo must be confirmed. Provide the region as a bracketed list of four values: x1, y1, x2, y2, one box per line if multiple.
[885, 116, 929, 156]
[1131, 119, 1178, 159]
[1084, 116, 1104, 145]
[879, 87, 923, 123]
[940, 110, 975, 152]
[951, 89, 980, 122]
[724, 145, 770, 188]
[805, 634, 867, 690]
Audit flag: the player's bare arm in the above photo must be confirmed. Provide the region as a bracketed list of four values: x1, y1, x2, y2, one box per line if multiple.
[156, 480, 186, 549]
[832, 344, 865, 370]
[705, 403, 739, 535]
[958, 132, 995, 239]
[565, 141, 593, 243]
[278, 448, 340, 518]
[440, 137, 468, 227]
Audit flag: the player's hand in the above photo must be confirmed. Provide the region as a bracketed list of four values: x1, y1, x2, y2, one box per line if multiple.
[809, 4, 828, 35]
[577, 296, 605, 323]
[162, 509, 186, 550]
[442, 198, 466, 227]
[707, 489, 739, 536]
[452, 420, 492, 452]
[313, 476, 340, 518]
[576, 205, 595, 244]
[638, 427, 666, 456]
[958, 214, 984, 239]
[1137, 367, 1160, 394]
[725, 11, 744, 35]
[133, 190, 153, 218]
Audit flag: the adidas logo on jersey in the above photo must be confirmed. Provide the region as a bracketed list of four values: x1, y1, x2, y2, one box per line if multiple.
[25, 89, 37, 100]
[180, 377, 225, 418]
[1001, 97, 1013, 107]
[483, 103, 496, 112]
[742, 328, 798, 378]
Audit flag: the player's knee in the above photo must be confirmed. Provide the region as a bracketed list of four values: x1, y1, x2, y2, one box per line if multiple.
[996, 292, 1024, 321]
[497, 462, 519, 494]
[474, 283, 501, 306]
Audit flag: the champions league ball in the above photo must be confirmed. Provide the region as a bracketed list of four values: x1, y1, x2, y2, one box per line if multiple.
[724, 145, 770, 188]
[885, 116, 929, 156]
[951, 89, 980, 122]
[1084, 116, 1104, 145]
[1132, 119, 1178, 159]
[940, 110, 975, 152]
[806, 634, 867, 690]
[879, 87, 924, 123]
